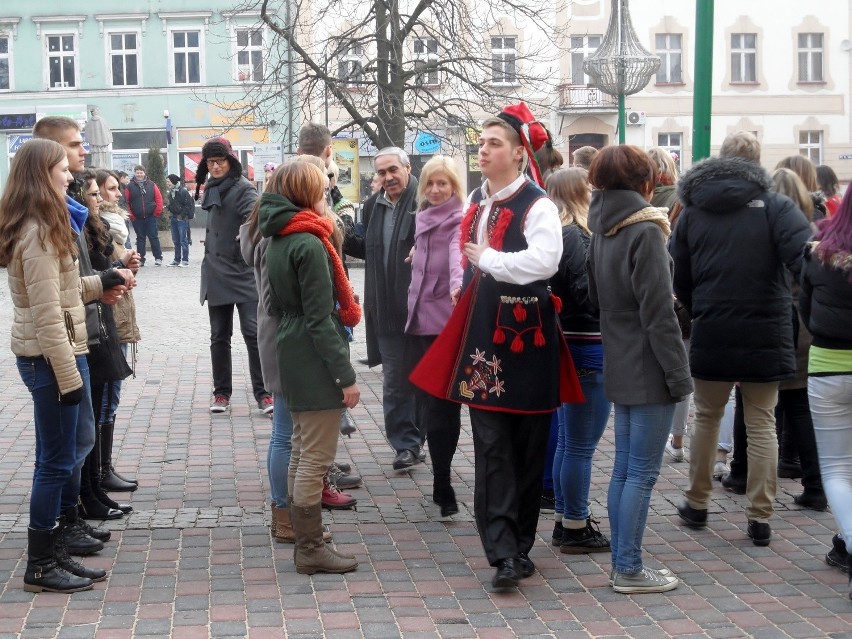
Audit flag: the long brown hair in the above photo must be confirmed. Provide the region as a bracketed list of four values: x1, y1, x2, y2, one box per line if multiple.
[776, 155, 818, 192]
[0, 139, 75, 266]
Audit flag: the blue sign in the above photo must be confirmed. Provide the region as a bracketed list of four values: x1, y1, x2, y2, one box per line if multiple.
[414, 131, 441, 155]
[0, 113, 37, 131]
[8, 133, 91, 156]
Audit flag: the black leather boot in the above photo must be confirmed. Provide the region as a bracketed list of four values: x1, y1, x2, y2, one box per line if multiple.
[99, 419, 137, 491]
[23, 527, 93, 593]
[54, 520, 107, 582]
[59, 507, 104, 556]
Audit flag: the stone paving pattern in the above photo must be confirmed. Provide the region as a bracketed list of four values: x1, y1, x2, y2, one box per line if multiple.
[0, 261, 849, 639]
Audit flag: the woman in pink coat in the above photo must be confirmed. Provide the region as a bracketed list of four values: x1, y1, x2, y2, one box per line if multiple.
[405, 155, 464, 516]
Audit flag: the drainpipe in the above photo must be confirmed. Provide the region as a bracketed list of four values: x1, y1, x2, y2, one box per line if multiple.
[692, 0, 714, 162]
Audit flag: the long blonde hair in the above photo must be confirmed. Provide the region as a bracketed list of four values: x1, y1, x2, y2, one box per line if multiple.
[545, 167, 590, 232]
[416, 155, 464, 208]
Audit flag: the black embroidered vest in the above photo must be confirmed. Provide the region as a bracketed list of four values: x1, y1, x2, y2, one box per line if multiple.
[448, 181, 561, 413]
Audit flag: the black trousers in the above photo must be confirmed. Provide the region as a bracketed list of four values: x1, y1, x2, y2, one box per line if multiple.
[406, 335, 462, 488]
[208, 301, 266, 401]
[470, 408, 552, 566]
[729, 386, 822, 492]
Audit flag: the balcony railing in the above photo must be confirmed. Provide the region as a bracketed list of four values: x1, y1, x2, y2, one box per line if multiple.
[558, 84, 619, 111]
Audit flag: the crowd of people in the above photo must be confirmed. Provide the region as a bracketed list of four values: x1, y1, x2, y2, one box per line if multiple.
[1, 108, 850, 602]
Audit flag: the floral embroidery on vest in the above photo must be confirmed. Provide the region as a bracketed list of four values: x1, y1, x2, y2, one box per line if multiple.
[458, 348, 505, 401]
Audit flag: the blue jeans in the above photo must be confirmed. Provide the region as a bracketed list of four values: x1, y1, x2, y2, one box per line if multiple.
[268, 393, 294, 508]
[170, 218, 189, 263]
[609, 402, 675, 574]
[133, 216, 162, 260]
[18, 355, 95, 530]
[553, 371, 612, 520]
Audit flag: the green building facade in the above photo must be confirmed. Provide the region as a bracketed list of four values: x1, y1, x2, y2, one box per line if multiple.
[0, 1, 294, 189]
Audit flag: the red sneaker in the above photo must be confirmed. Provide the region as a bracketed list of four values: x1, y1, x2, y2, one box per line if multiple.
[258, 396, 274, 415]
[209, 395, 230, 413]
[321, 473, 357, 509]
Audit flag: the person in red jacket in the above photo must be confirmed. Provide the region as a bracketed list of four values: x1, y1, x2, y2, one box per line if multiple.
[125, 165, 164, 266]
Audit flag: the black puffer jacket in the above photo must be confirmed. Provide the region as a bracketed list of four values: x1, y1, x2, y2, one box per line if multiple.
[799, 242, 852, 350]
[669, 156, 812, 382]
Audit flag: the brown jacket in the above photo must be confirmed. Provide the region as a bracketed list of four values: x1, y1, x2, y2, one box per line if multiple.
[8, 223, 103, 394]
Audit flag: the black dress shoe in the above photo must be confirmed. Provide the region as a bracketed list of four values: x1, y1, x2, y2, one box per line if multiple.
[517, 553, 535, 578]
[794, 490, 828, 511]
[677, 502, 708, 529]
[491, 558, 520, 588]
[721, 472, 747, 495]
[747, 520, 771, 546]
[392, 450, 417, 470]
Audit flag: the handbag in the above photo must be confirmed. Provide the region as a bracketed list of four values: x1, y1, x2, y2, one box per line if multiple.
[86, 302, 132, 385]
[84, 301, 108, 347]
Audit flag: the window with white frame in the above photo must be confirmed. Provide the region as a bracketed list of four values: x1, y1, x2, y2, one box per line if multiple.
[109, 32, 139, 87]
[337, 40, 364, 86]
[47, 34, 77, 89]
[799, 130, 822, 165]
[491, 36, 517, 84]
[171, 30, 202, 85]
[0, 35, 10, 90]
[797, 33, 824, 83]
[413, 37, 439, 86]
[731, 33, 757, 83]
[236, 27, 264, 82]
[658, 133, 683, 170]
[570, 35, 601, 85]
[655, 33, 682, 84]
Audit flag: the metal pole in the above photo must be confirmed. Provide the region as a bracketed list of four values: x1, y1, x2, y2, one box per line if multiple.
[692, 0, 714, 162]
[616, 0, 625, 144]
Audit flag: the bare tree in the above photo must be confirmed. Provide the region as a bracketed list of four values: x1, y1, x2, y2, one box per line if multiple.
[213, 0, 567, 150]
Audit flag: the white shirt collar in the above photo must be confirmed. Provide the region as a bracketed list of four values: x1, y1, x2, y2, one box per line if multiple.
[481, 174, 528, 204]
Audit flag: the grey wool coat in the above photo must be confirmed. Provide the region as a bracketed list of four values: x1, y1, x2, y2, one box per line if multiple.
[199, 175, 259, 307]
[588, 189, 693, 405]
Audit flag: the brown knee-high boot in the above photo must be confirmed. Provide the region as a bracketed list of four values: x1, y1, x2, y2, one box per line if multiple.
[289, 503, 357, 575]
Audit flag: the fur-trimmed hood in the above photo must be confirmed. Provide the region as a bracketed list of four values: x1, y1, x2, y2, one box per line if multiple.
[678, 156, 773, 212]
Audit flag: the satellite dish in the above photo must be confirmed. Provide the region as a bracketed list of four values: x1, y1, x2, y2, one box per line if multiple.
[841, 39, 852, 52]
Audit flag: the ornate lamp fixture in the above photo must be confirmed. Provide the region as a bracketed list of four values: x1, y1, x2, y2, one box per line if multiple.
[583, 0, 660, 143]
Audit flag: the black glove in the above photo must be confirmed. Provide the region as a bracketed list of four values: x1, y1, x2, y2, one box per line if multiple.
[330, 185, 344, 207]
[99, 268, 125, 290]
[59, 387, 84, 406]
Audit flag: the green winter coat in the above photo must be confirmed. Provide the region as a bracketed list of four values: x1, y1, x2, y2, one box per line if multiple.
[260, 193, 356, 412]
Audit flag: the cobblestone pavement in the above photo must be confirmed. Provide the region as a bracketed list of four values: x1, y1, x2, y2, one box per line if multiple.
[0, 260, 850, 639]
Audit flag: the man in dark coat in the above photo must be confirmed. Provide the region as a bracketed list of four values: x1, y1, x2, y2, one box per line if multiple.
[670, 131, 811, 546]
[343, 147, 421, 470]
[195, 137, 270, 415]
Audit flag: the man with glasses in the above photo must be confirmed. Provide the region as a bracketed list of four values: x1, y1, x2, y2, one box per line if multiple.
[195, 137, 271, 416]
[125, 165, 164, 267]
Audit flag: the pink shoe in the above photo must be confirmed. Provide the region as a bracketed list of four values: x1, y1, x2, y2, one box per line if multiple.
[321, 473, 357, 510]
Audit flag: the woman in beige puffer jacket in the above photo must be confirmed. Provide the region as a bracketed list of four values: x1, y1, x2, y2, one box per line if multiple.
[0, 140, 129, 593]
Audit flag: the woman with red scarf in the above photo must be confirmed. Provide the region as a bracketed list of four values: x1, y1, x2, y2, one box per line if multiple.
[259, 161, 361, 575]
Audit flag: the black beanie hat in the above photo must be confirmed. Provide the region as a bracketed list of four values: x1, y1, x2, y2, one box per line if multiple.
[167, 174, 180, 185]
[194, 137, 242, 200]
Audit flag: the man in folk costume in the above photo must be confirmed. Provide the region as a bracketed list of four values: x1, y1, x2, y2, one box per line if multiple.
[411, 103, 583, 589]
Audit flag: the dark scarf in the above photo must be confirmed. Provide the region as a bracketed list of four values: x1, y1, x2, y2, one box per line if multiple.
[201, 176, 237, 211]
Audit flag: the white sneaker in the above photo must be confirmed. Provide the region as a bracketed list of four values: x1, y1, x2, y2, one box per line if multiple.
[665, 436, 684, 462]
[612, 567, 680, 593]
[713, 460, 729, 480]
[154, 258, 163, 266]
[180, 261, 189, 267]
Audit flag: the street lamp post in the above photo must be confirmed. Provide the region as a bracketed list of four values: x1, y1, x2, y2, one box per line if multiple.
[583, 0, 660, 144]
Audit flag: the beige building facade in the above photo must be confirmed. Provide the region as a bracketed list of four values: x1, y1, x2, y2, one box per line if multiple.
[556, 0, 852, 183]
